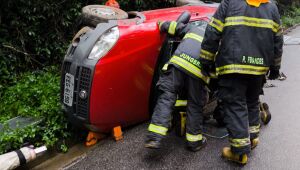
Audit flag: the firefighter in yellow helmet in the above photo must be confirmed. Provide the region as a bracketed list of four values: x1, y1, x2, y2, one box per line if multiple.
[200, 0, 283, 165]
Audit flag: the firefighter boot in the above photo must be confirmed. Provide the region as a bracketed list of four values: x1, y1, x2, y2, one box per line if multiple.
[186, 136, 207, 152]
[145, 139, 162, 149]
[145, 133, 163, 149]
[222, 147, 248, 165]
[260, 103, 271, 125]
[251, 138, 259, 149]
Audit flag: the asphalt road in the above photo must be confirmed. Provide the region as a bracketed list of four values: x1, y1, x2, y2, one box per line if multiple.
[66, 27, 300, 170]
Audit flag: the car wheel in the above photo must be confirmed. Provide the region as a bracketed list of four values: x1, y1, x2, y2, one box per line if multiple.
[81, 5, 128, 27]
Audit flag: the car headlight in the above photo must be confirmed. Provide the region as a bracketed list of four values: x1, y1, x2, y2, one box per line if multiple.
[88, 26, 119, 60]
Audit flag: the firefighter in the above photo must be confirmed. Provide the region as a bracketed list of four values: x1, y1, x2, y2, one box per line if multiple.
[200, 0, 283, 164]
[144, 12, 212, 152]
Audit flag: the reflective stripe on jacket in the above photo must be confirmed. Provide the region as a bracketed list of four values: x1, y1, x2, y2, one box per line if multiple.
[200, 0, 283, 76]
[160, 22, 210, 84]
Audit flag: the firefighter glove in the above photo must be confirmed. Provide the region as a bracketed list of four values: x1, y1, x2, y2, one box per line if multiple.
[201, 63, 214, 77]
[158, 21, 169, 33]
[268, 67, 280, 80]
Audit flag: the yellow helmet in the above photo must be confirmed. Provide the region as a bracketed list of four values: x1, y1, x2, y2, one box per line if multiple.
[246, 0, 270, 7]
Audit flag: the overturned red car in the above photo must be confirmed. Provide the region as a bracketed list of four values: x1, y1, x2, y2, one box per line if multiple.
[61, 3, 219, 133]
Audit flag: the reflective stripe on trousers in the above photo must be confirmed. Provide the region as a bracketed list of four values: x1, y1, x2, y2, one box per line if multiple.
[175, 100, 187, 107]
[249, 124, 260, 134]
[229, 137, 251, 148]
[186, 133, 203, 142]
[148, 124, 168, 136]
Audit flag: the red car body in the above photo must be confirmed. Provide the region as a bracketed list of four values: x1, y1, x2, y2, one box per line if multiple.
[61, 4, 217, 133]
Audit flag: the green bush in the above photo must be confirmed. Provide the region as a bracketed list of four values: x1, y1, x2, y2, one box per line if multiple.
[0, 67, 70, 154]
[0, 0, 176, 89]
[0, 0, 176, 154]
[281, 6, 300, 28]
[0, 0, 86, 88]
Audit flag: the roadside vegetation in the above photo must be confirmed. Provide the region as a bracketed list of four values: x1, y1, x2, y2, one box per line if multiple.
[0, 0, 299, 154]
[0, 67, 70, 154]
[281, 6, 300, 28]
[275, 0, 300, 28]
[0, 0, 176, 154]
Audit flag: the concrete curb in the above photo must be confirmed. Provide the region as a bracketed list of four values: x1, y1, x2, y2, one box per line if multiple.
[284, 24, 300, 34]
[16, 143, 92, 170]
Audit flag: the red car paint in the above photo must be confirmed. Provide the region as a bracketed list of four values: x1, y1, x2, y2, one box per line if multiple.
[88, 5, 217, 132]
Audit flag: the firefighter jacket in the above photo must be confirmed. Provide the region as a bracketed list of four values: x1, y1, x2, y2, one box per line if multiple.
[159, 21, 210, 84]
[200, 0, 283, 76]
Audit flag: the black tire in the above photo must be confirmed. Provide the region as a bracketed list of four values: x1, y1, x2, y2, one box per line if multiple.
[81, 5, 128, 27]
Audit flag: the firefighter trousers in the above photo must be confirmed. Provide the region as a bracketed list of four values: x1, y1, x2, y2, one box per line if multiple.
[218, 74, 264, 155]
[148, 66, 207, 147]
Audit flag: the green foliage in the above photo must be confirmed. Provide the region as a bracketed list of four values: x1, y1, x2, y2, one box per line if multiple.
[282, 6, 300, 28]
[0, 0, 176, 154]
[0, 0, 85, 87]
[269, 0, 300, 14]
[0, 67, 70, 154]
[0, 0, 176, 89]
